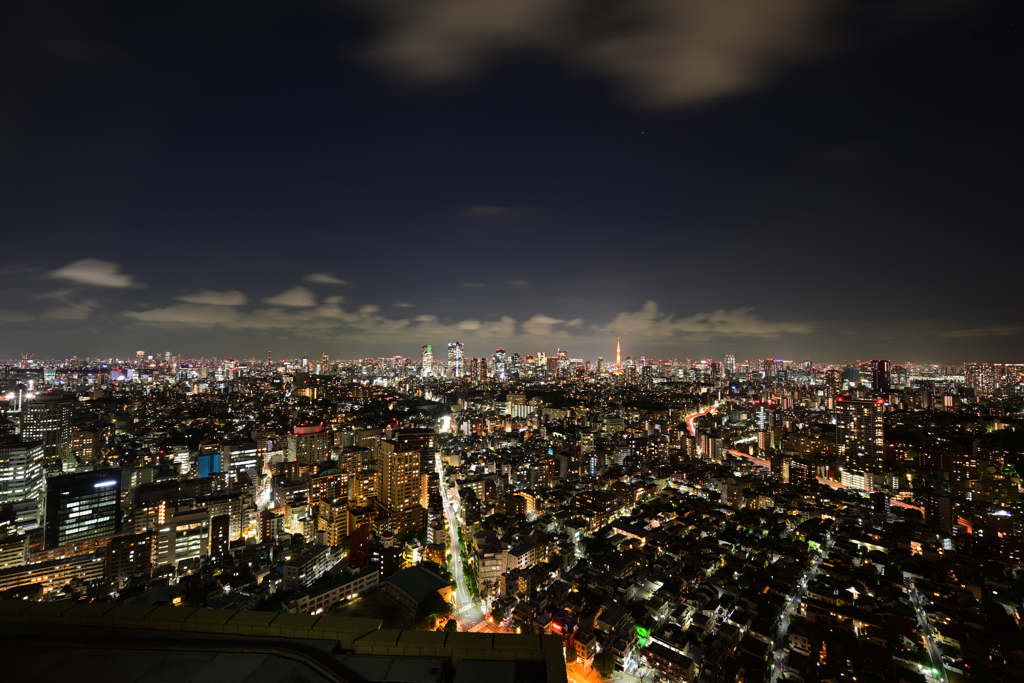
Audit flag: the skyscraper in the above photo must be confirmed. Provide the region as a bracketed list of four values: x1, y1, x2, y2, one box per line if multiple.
[870, 359, 891, 394]
[421, 344, 433, 377]
[724, 353, 736, 376]
[447, 341, 464, 378]
[44, 469, 123, 548]
[836, 397, 885, 476]
[19, 392, 73, 472]
[493, 348, 507, 380]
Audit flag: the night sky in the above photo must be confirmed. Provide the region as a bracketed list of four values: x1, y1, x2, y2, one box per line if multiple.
[1, 0, 1020, 364]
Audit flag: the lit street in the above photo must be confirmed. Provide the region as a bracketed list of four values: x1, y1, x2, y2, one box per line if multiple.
[436, 453, 485, 628]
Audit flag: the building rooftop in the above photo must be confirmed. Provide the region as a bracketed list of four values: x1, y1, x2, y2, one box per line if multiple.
[384, 565, 450, 603]
[0, 600, 568, 683]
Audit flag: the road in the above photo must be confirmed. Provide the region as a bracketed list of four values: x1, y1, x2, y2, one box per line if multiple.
[907, 580, 947, 683]
[436, 453, 485, 628]
[771, 556, 820, 682]
[684, 404, 718, 438]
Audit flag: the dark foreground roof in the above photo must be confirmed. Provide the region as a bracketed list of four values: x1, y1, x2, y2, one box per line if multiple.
[0, 600, 568, 683]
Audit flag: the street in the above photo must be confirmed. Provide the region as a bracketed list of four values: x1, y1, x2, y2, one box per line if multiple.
[906, 580, 947, 683]
[436, 453, 485, 628]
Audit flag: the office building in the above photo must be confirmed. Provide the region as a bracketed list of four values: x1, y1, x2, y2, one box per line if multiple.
[870, 359, 891, 394]
[447, 341, 464, 378]
[0, 438, 45, 506]
[420, 344, 433, 377]
[196, 445, 221, 479]
[44, 469, 123, 549]
[753, 403, 774, 432]
[157, 510, 211, 567]
[19, 392, 73, 471]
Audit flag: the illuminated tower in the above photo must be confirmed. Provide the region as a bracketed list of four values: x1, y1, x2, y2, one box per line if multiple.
[421, 344, 433, 377]
[447, 342, 464, 378]
[615, 339, 622, 375]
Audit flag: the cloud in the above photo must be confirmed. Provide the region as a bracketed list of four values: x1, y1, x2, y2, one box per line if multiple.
[35, 288, 80, 301]
[49, 259, 142, 288]
[0, 265, 41, 277]
[598, 301, 811, 340]
[355, 0, 829, 108]
[393, 301, 414, 308]
[177, 289, 247, 306]
[125, 304, 241, 326]
[305, 272, 349, 285]
[460, 282, 486, 288]
[123, 294, 803, 350]
[42, 299, 98, 320]
[941, 325, 1023, 338]
[359, 0, 575, 81]
[507, 279, 532, 288]
[356, 1, 970, 108]
[522, 314, 567, 337]
[265, 286, 317, 307]
[0, 309, 35, 322]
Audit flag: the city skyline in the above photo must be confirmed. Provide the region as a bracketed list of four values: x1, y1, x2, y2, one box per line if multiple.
[3, 341, 1019, 371]
[1, 1, 1021, 363]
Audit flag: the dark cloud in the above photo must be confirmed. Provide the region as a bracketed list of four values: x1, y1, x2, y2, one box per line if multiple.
[941, 325, 1023, 338]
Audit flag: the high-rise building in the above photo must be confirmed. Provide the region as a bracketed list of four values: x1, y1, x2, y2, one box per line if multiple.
[925, 492, 955, 535]
[378, 440, 422, 517]
[421, 345, 433, 377]
[870, 360, 891, 394]
[287, 423, 331, 466]
[753, 403, 775, 432]
[836, 397, 885, 475]
[19, 392, 73, 472]
[724, 353, 736, 376]
[824, 369, 840, 409]
[493, 348, 507, 379]
[0, 438, 45, 506]
[44, 469, 122, 549]
[447, 342, 464, 378]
